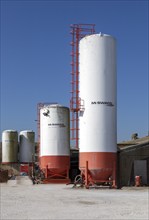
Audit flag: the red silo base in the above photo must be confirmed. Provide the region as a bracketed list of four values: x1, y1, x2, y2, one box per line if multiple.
[79, 152, 117, 188]
[40, 155, 70, 182]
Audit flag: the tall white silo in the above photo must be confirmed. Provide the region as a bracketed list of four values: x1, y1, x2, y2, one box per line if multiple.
[19, 130, 35, 163]
[2, 130, 18, 163]
[79, 33, 117, 184]
[40, 104, 70, 179]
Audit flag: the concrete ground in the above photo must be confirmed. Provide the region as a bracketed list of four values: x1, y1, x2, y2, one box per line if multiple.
[0, 179, 149, 220]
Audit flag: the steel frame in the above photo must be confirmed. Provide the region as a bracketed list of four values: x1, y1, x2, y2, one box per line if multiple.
[45, 166, 69, 179]
[83, 160, 117, 188]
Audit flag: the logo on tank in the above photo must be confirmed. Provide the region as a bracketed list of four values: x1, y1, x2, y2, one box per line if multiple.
[91, 101, 114, 106]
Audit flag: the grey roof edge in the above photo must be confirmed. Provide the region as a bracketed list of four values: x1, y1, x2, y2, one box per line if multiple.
[118, 141, 149, 153]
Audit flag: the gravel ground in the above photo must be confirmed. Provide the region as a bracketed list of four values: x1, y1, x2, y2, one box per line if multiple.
[0, 180, 149, 220]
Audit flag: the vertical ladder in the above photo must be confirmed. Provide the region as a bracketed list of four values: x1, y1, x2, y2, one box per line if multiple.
[70, 24, 95, 149]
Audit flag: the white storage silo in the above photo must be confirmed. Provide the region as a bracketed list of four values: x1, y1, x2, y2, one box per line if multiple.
[79, 33, 117, 185]
[19, 130, 35, 163]
[2, 130, 18, 163]
[40, 104, 70, 179]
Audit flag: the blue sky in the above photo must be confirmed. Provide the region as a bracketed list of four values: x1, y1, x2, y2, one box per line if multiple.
[1, 0, 148, 142]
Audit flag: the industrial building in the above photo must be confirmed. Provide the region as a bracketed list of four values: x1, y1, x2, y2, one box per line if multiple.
[0, 24, 148, 187]
[118, 136, 149, 187]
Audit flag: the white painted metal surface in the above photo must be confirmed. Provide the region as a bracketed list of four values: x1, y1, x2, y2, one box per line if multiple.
[79, 33, 117, 153]
[19, 130, 35, 163]
[40, 104, 70, 156]
[2, 130, 18, 162]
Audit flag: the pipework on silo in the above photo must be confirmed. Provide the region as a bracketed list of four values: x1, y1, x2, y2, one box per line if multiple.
[78, 33, 117, 188]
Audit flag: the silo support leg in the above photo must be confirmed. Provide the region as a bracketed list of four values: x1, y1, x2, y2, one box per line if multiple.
[66, 166, 69, 179]
[45, 165, 48, 178]
[112, 161, 117, 188]
[85, 161, 89, 188]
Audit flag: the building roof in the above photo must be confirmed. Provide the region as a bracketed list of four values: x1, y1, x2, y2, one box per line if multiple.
[118, 136, 149, 147]
[118, 136, 149, 152]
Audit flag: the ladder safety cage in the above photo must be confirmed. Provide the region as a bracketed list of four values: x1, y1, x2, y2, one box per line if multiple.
[70, 24, 95, 149]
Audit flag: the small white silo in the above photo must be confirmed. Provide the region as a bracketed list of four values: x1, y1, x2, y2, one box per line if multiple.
[40, 104, 70, 179]
[2, 130, 18, 163]
[19, 130, 35, 163]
